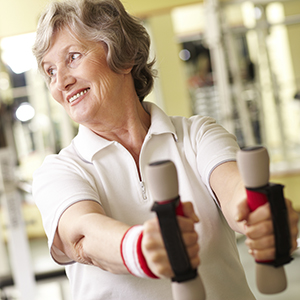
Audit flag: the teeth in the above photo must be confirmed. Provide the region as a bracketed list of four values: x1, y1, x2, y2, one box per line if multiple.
[69, 89, 89, 103]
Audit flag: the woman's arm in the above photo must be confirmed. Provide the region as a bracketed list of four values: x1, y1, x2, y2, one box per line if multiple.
[210, 161, 248, 233]
[54, 200, 130, 274]
[53, 199, 200, 277]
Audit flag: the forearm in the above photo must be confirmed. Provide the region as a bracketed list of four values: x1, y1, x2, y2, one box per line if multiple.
[54, 200, 201, 278]
[220, 181, 248, 234]
[210, 161, 248, 234]
[55, 200, 130, 274]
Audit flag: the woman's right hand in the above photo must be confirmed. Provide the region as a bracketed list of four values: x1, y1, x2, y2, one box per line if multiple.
[141, 201, 200, 278]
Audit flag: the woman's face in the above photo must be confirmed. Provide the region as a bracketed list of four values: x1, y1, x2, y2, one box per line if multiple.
[42, 27, 132, 126]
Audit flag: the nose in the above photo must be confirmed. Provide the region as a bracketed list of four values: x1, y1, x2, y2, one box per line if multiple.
[56, 66, 76, 91]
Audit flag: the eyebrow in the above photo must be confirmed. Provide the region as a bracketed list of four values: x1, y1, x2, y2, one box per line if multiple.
[41, 44, 83, 69]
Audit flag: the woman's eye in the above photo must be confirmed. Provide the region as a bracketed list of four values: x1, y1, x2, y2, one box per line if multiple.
[47, 68, 57, 77]
[70, 53, 81, 62]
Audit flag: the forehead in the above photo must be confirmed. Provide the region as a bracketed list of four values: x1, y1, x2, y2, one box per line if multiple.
[42, 28, 98, 65]
[42, 30, 78, 64]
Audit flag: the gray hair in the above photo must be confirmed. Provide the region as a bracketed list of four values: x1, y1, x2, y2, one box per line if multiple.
[32, 0, 156, 101]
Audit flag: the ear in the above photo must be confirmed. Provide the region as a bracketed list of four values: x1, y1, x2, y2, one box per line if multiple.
[122, 65, 133, 74]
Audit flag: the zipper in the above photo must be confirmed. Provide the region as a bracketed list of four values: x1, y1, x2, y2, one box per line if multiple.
[140, 181, 147, 201]
[138, 133, 152, 202]
[114, 134, 151, 202]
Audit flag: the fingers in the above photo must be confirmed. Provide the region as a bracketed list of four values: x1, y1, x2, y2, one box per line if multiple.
[177, 217, 200, 269]
[245, 219, 273, 239]
[244, 214, 276, 261]
[241, 202, 274, 261]
[142, 206, 200, 278]
[245, 235, 275, 251]
[248, 247, 276, 261]
[246, 202, 272, 226]
[142, 218, 173, 278]
[235, 198, 250, 222]
[181, 201, 200, 223]
[244, 199, 299, 261]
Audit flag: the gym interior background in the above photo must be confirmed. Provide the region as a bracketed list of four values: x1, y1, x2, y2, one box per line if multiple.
[0, 0, 299, 299]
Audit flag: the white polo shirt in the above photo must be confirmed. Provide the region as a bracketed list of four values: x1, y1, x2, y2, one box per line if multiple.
[33, 102, 255, 300]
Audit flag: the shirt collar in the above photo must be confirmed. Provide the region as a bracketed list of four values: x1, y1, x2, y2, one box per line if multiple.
[72, 125, 114, 163]
[143, 102, 177, 141]
[73, 101, 177, 162]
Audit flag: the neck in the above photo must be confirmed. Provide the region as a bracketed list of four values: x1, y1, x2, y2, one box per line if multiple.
[91, 99, 150, 164]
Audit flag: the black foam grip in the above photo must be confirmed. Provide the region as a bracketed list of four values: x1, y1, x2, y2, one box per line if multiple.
[151, 198, 198, 283]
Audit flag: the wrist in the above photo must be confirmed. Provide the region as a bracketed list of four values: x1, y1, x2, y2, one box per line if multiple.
[120, 225, 158, 279]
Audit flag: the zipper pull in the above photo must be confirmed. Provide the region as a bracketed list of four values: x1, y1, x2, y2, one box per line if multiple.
[140, 181, 147, 201]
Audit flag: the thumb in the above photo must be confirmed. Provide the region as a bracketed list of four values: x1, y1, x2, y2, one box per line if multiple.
[235, 198, 250, 223]
[181, 201, 200, 223]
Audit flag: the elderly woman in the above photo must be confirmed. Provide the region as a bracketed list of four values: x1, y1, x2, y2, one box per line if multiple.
[32, 0, 298, 299]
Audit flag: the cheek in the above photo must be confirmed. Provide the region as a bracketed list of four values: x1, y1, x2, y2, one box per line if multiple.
[85, 57, 113, 85]
[89, 69, 115, 96]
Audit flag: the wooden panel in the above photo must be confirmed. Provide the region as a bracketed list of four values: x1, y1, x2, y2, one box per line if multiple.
[271, 173, 300, 212]
[0, 203, 45, 241]
[123, 0, 202, 17]
[0, 0, 48, 37]
[0, 0, 205, 37]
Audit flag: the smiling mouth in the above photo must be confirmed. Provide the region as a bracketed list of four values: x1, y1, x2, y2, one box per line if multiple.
[69, 88, 90, 103]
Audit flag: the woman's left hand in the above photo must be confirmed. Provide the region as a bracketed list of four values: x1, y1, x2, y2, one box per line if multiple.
[238, 198, 299, 261]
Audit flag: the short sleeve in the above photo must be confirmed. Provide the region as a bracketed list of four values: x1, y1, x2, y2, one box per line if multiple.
[188, 116, 240, 200]
[32, 151, 100, 264]
[194, 117, 239, 183]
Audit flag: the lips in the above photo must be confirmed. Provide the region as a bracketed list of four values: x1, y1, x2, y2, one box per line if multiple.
[68, 88, 90, 103]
